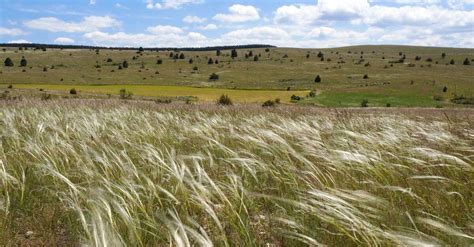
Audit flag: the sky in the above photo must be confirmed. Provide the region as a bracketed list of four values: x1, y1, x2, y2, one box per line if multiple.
[0, 0, 473, 48]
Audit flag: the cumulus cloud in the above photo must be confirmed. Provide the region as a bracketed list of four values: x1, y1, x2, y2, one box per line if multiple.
[197, 24, 218, 30]
[146, 0, 203, 10]
[8, 39, 31, 44]
[183, 15, 207, 23]
[89, 0, 96, 5]
[213, 4, 260, 22]
[54, 37, 75, 44]
[0, 27, 26, 36]
[24, 16, 120, 33]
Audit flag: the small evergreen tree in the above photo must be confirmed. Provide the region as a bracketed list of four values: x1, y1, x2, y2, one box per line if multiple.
[70, 88, 77, 95]
[138, 47, 144, 52]
[217, 94, 232, 106]
[231, 49, 238, 58]
[179, 53, 185, 59]
[315, 75, 321, 83]
[4, 57, 13, 67]
[361, 99, 369, 107]
[216, 49, 221, 56]
[122, 60, 129, 68]
[209, 73, 219, 80]
[254, 55, 259, 62]
[363, 74, 369, 79]
[249, 50, 253, 57]
[157, 59, 163, 64]
[208, 58, 214, 65]
[463, 58, 471, 65]
[442, 53, 446, 58]
[450, 59, 455, 65]
[443, 86, 448, 92]
[189, 58, 194, 64]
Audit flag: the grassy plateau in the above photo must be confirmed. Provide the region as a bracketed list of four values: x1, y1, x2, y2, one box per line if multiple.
[1, 45, 473, 106]
[0, 99, 473, 246]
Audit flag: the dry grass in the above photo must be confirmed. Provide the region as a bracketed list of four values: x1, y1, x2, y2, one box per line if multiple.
[0, 99, 473, 246]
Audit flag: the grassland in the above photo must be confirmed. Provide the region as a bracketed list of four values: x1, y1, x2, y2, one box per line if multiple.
[1, 45, 473, 106]
[1, 99, 473, 246]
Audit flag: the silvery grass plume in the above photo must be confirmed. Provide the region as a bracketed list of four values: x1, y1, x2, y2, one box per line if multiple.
[0, 100, 472, 246]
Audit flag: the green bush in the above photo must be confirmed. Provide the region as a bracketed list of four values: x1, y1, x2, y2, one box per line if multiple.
[70, 88, 77, 95]
[209, 73, 219, 80]
[262, 100, 276, 107]
[361, 99, 369, 107]
[119, 89, 133, 99]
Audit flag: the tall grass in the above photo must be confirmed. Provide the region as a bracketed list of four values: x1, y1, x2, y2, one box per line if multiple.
[0, 100, 473, 246]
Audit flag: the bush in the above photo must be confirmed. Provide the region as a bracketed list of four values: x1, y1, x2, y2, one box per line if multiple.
[361, 99, 369, 107]
[315, 75, 321, 83]
[20, 57, 27, 67]
[231, 49, 238, 58]
[43, 67, 48, 72]
[450, 59, 455, 65]
[433, 95, 444, 101]
[443, 86, 448, 93]
[179, 53, 185, 59]
[107, 58, 113, 62]
[463, 58, 471, 65]
[291, 95, 301, 101]
[208, 58, 214, 64]
[254, 55, 259, 62]
[262, 100, 276, 107]
[188, 58, 193, 64]
[308, 90, 317, 97]
[451, 95, 474, 105]
[193, 66, 198, 71]
[69, 88, 77, 95]
[363, 74, 369, 79]
[119, 89, 133, 99]
[122, 61, 129, 68]
[4, 57, 13, 67]
[7, 84, 13, 89]
[217, 94, 232, 106]
[216, 49, 221, 56]
[386, 103, 391, 107]
[157, 59, 163, 64]
[209, 73, 219, 80]
[275, 98, 281, 104]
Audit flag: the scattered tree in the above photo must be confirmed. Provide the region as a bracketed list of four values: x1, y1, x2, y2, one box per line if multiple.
[138, 47, 144, 52]
[179, 53, 185, 59]
[463, 58, 471, 65]
[208, 58, 214, 65]
[119, 89, 133, 99]
[216, 49, 221, 56]
[157, 59, 163, 64]
[442, 52, 446, 58]
[363, 74, 369, 79]
[231, 49, 238, 58]
[107, 58, 113, 62]
[315, 75, 321, 83]
[189, 58, 194, 64]
[262, 100, 276, 107]
[4, 57, 13, 67]
[209, 72, 219, 80]
[122, 60, 129, 68]
[450, 59, 455, 65]
[254, 55, 259, 62]
[70, 88, 77, 95]
[443, 86, 448, 93]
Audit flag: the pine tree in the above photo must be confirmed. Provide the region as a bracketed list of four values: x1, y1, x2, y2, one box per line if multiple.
[20, 56, 27, 67]
[315, 75, 321, 83]
[208, 58, 214, 64]
[231, 49, 238, 58]
[4, 57, 13, 67]
[122, 60, 129, 68]
[463, 58, 471, 65]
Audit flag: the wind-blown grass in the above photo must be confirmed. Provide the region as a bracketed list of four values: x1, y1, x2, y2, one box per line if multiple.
[0, 100, 473, 246]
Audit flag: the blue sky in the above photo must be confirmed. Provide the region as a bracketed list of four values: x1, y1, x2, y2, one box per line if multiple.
[0, 0, 473, 48]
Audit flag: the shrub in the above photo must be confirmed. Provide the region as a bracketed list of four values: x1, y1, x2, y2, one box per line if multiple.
[361, 99, 369, 107]
[70, 88, 77, 95]
[262, 100, 276, 107]
[306, 54, 310, 59]
[443, 86, 448, 93]
[415, 56, 422, 61]
[216, 49, 221, 56]
[188, 58, 193, 64]
[265, 48, 270, 52]
[193, 66, 198, 71]
[217, 94, 232, 105]
[138, 47, 144, 52]
[463, 58, 471, 65]
[315, 75, 321, 83]
[4, 57, 14, 67]
[426, 57, 433, 62]
[275, 98, 281, 104]
[386, 103, 391, 107]
[451, 95, 474, 105]
[308, 90, 317, 97]
[107, 58, 113, 62]
[122, 61, 129, 69]
[41, 93, 52, 100]
[179, 53, 185, 59]
[20, 57, 27, 67]
[254, 55, 259, 62]
[208, 58, 214, 64]
[291, 95, 301, 101]
[231, 49, 238, 58]
[450, 59, 455, 65]
[442, 52, 446, 58]
[363, 74, 369, 79]
[119, 89, 133, 99]
[7, 84, 13, 89]
[209, 73, 219, 80]
[433, 95, 444, 101]
[157, 59, 163, 64]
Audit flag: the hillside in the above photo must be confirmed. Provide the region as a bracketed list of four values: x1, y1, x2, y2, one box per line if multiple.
[1, 45, 473, 107]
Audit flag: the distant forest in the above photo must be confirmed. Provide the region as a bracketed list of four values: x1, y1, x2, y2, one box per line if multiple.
[0, 43, 276, 51]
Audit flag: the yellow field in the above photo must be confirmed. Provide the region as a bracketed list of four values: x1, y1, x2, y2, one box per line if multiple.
[10, 84, 308, 103]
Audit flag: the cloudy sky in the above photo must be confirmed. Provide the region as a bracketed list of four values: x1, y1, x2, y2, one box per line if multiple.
[0, 0, 473, 48]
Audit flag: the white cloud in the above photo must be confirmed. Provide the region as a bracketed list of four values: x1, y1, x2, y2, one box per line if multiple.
[146, 25, 183, 35]
[24, 16, 120, 33]
[0, 27, 26, 36]
[8, 39, 31, 44]
[89, 0, 96, 5]
[197, 24, 218, 30]
[213, 4, 260, 23]
[54, 37, 75, 44]
[183, 15, 207, 23]
[146, 0, 203, 10]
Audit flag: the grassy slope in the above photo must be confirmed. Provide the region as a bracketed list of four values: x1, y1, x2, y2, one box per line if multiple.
[0, 100, 473, 246]
[0, 45, 473, 106]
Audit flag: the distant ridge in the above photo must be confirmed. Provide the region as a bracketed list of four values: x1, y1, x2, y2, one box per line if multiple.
[0, 43, 276, 51]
